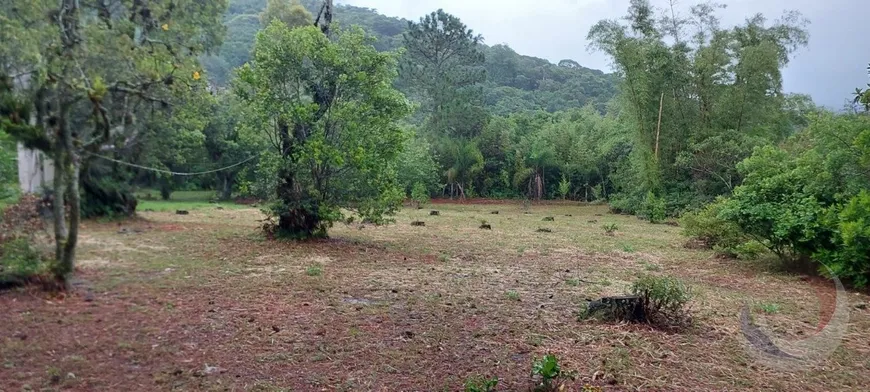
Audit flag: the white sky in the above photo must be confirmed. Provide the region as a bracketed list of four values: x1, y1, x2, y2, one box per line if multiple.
[339, 0, 870, 108]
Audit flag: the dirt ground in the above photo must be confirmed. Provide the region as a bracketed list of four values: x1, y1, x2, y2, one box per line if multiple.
[2, 202, 869, 391]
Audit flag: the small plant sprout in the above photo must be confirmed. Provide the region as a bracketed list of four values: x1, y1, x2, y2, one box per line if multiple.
[758, 303, 781, 314]
[306, 265, 322, 277]
[464, 376, 498, 392]
[531, 354, 574, 391]
[506, 290, 520, 301]
[602, 223, 619, 236]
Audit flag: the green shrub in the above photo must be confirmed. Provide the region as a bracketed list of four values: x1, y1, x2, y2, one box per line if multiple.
[0, 195, 50, 284]
[639, 191, 667, 223]
[608, 194, 640, 214]
[602, 223, 619, 235]
[631, 275, 691, 326]
[410, 182, 430, 208]
[680, 198, 746, 250]
[464, 376, 498, 392]
[1, 238, 45, 279]
[558, 174, 571, 200]
[816, 191, 870, 287]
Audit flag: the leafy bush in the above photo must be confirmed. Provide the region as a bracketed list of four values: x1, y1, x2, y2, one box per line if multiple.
[816, 191, 870, 287]
[680, 198, 746, 251]
[631, 275, 691, 326]
[558, 174, 570, 200]
[410, 182, 430, 208]
[608, 193, 640, 214]
[464, 376, 498, 392]
[722, 146, 837, 261]
[639, 191, 666, 223]
[0, 195, 51, 284]
[602, 223, 618, 236]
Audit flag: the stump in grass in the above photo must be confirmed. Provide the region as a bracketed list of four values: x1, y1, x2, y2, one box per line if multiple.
[479, 224, 492, 230]
[491, 211, 499, 215]
[582, 295, 645, 322]
[587, 219, 598, 224]
[542, 216, 555, 222]
[536, 228, 552, 233]
[176, 210, 189, 215]
[430, 210, 440, 216]
[411, 221, 426, 227]
[565, 214, 573, 217]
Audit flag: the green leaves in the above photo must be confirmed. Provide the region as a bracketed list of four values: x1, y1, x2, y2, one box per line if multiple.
[239, 23, 410, 235]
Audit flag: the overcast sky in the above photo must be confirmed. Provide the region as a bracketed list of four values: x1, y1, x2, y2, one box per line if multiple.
[338, 0, 869, 109]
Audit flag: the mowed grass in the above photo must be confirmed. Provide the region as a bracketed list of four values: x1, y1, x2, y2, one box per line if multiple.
[135, 189, 250, 212]
[1, 201, 869, 391]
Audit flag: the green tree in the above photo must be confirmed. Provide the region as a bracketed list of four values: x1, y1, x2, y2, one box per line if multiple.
[396, 131, 439, 196]
[443, 140, 484, 199]
[0, 0, 226, 284]
[260, 0, 313, 29]
[401, 9, 488, 139]
[588, 0, 809, 210]
[236, 23, 410, 238]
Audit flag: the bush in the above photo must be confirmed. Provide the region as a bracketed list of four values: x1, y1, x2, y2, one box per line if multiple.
[816, 191, 870, 287]
[410, 182, 429, 208]
[608, 193, 640, 214]
[0, 195, 51, 284]
[639, 191, 666, 223]
[631, 275, 691, 326]
[680, 198, 746, 251]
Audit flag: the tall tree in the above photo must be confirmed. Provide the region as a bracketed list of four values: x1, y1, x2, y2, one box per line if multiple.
[260, 0, 313, 29]
[236, 22, 410, 238]
[0, 0, 227, 284]
[588, 0, 809, 209]
[401, 9, 488, 139]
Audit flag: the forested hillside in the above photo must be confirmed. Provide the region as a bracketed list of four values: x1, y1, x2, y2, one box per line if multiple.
[201, 0, 618, 114]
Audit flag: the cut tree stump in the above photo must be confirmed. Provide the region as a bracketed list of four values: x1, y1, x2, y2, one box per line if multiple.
[176, 210, 189, 215]
[542, 216, 555, 221]
[479, 224, 492, 230]
[491, 211, 499, 214]
[411, 221, 426, 227]
[430, 211, 440, 216]
[583, 295, 646, 322]
[536, 228, 552, 233]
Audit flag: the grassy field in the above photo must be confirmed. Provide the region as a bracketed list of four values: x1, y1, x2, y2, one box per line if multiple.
[1, 201, 869, 390]
[135, 190, 250, 212]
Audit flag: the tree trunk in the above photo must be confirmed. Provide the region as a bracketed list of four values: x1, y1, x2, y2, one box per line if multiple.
[52, 142, 67, 277]
[60, 161, 81, 285]
[219, 173, 234, 201]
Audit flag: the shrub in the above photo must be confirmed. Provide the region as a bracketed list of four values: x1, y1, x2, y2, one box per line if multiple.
[631, 275, 691, 326]
[639, 191, 666, 223]
[558, 174, 571, 200]
[680, 198, 746, 250]
[602, 223, 618, 236]
[0, 195, 51, 284]
[816, 191, 870, 287]
[410, 182, 430, 208]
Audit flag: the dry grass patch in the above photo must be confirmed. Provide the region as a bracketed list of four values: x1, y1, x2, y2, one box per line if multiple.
[1, 201, 868, 390]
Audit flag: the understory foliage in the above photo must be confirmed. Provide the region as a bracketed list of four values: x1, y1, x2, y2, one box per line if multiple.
[0, 195, 51, 284]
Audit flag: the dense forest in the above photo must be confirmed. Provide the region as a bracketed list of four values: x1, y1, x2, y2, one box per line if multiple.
[1, 0, 869, 287]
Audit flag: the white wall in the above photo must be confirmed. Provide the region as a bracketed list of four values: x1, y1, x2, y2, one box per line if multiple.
[17, 143, 53, 194]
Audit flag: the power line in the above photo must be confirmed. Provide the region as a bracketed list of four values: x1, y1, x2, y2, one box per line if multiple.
[86, 152, 257, 176]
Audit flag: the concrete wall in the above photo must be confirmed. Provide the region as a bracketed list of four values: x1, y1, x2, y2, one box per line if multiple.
[17, 143, 53, 194]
